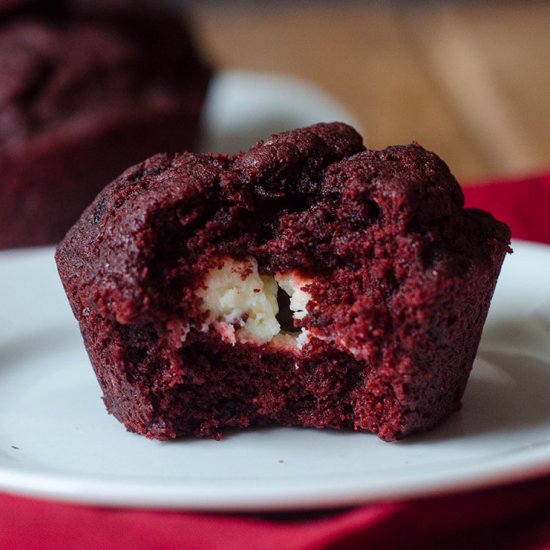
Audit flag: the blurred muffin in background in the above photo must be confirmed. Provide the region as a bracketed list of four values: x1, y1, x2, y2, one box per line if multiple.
[0, 0, 210, 249]
[0, 0, 67, 17]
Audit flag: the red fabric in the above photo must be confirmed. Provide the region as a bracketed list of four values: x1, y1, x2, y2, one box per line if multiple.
[465, 172, 550, 244]
[2, 172, 550, 550]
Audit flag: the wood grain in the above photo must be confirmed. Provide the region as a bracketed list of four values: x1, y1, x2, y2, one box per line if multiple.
[190, 1, 550, 182]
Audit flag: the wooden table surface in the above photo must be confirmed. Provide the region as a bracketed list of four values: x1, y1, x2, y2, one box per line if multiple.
[190, 0, 550, 184]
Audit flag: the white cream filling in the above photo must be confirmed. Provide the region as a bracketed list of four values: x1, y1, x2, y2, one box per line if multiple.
[197, 257, 312, 348]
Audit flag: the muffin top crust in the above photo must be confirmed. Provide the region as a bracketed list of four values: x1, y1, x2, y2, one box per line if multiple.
[57, 122, 510, 340]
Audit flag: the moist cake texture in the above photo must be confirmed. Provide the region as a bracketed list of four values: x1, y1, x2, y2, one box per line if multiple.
[56, 122, 511, 441]
[0, 0, 209, 248]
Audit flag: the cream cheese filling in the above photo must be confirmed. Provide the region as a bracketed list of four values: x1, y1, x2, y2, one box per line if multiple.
[196, 257, 311, 348]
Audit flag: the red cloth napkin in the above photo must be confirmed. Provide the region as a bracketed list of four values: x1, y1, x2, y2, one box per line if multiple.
[3, 172, 550, 550]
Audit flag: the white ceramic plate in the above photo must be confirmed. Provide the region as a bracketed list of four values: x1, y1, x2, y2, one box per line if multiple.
[1, 73, 550, 511]
[1, 240, 550, 511]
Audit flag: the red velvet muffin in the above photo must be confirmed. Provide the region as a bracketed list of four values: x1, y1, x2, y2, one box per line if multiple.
[0, 1, 67, 17]
[0, 0, 209, 248]
[56, 122, 511, 442]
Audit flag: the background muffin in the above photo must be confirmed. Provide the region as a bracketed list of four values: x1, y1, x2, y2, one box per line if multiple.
[0, 0, 210, 248]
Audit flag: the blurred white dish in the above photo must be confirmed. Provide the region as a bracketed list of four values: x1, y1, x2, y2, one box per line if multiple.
[199, 69, 362, 153]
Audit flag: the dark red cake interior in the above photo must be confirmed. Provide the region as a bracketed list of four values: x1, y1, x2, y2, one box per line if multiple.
[56, 123, 511, 441]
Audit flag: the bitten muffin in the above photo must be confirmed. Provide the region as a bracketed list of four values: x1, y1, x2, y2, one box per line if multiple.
[56, 122, 511, 442]
[0, 0, 209, 248]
